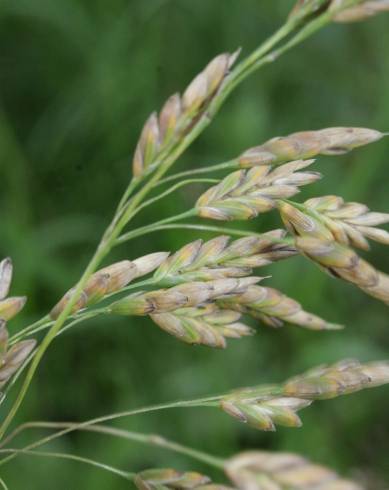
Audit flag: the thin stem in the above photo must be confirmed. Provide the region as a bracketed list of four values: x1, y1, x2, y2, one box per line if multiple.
[155, 160, 238, 188]
[10, 315, 51, 345]
[0, 397, 221, 467]
[0, 448, 133, 481]
[0, 477, 8, 490]
[115, 209, 197, 245]
[131, 178, 218, 218]
[0, 422, 225, 470]
[117, 223, 295, 245]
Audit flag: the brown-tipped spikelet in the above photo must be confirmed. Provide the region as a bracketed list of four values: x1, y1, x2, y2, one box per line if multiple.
[332, 0, 389, 22]
[50, 253, 168, 319]
[225, 451, 363, 490]
[278, 202, 389, 304]
[151, 304, 253, 348]
[154, 230, 296, 286]
[239, 127, 383, 168]
[196, 160, 319, 220]
[109, 277, 262, 316]
[283, 359, 389, 400]
[304, 195, 389, 250]
[134, 468, 231, 490]
[289, 0, 332, 21]
[219, 285, 342, 330]
[132, 52, 238, 178]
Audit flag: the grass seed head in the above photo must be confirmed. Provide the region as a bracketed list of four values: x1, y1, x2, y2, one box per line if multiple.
[332, 0, 389, 22]
[134, 468, 218, 490]
[133, 52, 238, 178]
[196, 161, 318, 221]
[225, 450, 363, 490]
[219, 285, 342, 331]
[239, 127, 383, 168]
[0, 257, 13, 300]
[0, 338, 36, 388]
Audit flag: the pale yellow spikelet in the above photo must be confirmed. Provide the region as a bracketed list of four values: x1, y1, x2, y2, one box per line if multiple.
[50, 253, 169, 319]
[0, 330, 36, 388]
[132, 52, 238, 178]
[151, 304, 253, 348]
[154, 231, 296, 285]
[134, 468, 232, 490]
[225, 450, 363, 490]
[305, 195, 389, 250]
[0, 257, 27, 323]
[0, 258, 13, 300]
[283, 359, 389, 399]
[332, 0, 389, 22]
[239, 127, 383, 168]
[219, 285, 342, 331]
[196, 160, 319, 221]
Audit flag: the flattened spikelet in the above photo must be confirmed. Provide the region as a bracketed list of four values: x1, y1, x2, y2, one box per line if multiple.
[132, 52, 238, 178]
[134, 468, 231, 490]
[196, 160, 319, 221]
[239, 127, 383, 167]
[332, 0, 389, 22]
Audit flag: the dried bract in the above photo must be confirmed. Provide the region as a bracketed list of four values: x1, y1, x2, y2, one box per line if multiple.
[219, 285, 342, 330]
[154, 230, 296, 286]
[225, 451, 363, 490]
[133, 52, 238, 178]
[196, 160, 319, 220]
[151, 304, 253, 348]
[239, 127, 383, 168]
[50, 253, 168, 319]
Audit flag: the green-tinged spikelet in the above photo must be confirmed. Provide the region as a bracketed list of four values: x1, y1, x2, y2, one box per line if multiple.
[196, 160, 319, 220]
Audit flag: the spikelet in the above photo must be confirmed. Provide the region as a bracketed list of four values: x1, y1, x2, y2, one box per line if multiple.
[50, 253, 168, 319]
[283, 359, 389, 400]
[239, 127, 383, 168]
[221, 391, 312, 431]
[109, 277, 262, 316]
[278, 202, 389, 304]
[0, 258, 27, 322]
[225, 451, 363, 490]
[196, 160, 319, 220]
[132, 52, 239, 178]
[218, 285, 341, 330]
[134, 468, 232, 490]
[154, 230, 296, 286]
[219, 360, 389, 431]
[151, 304, 253, 348]
[332, 0, 389, 22]
[304, 195, 389, 250]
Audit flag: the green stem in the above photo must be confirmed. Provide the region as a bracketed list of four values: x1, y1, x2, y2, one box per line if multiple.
[0, 448, 134, 481]
[115, 209, 197, 245]
[117, 223, 295, 245]
[0, 477, 8, 490]
[0, 397, 221, 467]
[0, 422, 225, 470]
[155, 160, 238, 188]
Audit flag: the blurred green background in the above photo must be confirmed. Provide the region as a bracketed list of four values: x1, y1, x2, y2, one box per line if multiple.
[1, 0, 389, 488]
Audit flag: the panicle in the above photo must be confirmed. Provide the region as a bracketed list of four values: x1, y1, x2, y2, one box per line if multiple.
[278, 202, 389, 305]
[218, 285, 342, 331]
[109, 277, 262, 316]
[50, 253, 168, 319]
[196, 160, 319, 221]
[150, 304, 253, 348]
[154, 230, 296, 286]
[133, 51, 239, 178]
[332, 0, 389, 22]
[283, 359, 389, 399]
[304, 195, 389, 250]
[238, 127, 383, 168]
[134, 468, 231, 490]
[225, 450, 363, 490]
